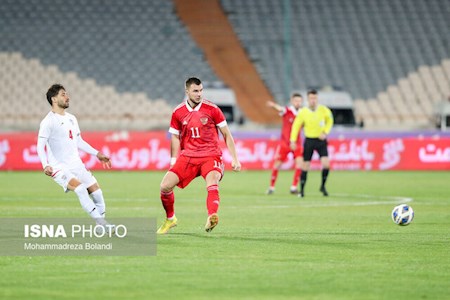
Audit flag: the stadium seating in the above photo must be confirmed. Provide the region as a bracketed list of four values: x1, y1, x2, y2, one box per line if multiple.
[1, 0, 449, 130]
[0, 52, 172, 131]
[0, 1, 220, 103]
[220, 0, 450, 129]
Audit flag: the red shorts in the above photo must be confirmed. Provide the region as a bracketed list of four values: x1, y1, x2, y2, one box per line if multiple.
[169, 155, 224, 189]
[274, 143, 303, 162]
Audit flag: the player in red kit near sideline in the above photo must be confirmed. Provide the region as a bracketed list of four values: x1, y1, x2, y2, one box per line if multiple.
[157, 77, 241, 234]
[266, 93, 303, 195]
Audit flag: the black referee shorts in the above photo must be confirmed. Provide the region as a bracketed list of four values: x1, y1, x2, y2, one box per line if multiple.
[303, 138, 328, 161]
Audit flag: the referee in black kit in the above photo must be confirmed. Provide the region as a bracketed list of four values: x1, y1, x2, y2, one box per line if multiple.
[289, 89, 334, 197]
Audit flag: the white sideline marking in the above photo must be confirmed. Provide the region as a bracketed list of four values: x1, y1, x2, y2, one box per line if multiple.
[229, 194, 413, 209]
[300, 193, 413, 208]
[0, 197, 149, 202]
[0, 194, 413, 210]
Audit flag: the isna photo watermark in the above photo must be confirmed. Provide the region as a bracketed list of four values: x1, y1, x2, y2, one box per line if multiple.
[0, 218, 156, 256]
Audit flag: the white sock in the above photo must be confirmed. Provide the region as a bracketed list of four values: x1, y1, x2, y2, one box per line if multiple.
[74, 184, 102, 219]
[90, 189, 106, 218]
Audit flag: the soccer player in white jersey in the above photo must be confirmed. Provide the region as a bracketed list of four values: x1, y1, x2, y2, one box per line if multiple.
[37, 84, 113, 230]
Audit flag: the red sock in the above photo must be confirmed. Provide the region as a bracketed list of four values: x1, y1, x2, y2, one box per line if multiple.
[160, 190, 175, 218]
[206, 184, 220, 215]
[292, 168, 301, 187]
[270, 169, 279, 188]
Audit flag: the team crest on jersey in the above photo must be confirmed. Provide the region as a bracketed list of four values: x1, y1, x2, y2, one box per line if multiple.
[69, 119, 74, 125]
[200, 117, 208, 125]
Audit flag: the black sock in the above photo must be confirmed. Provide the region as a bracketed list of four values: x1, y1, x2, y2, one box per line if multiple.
[300, 171, 307, 192]
[321, 169, 329, 188]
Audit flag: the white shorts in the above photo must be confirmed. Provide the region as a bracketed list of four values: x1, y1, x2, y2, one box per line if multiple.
[51, 165, 97, 193]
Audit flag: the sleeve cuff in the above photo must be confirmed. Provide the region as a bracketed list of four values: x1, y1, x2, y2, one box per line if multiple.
[169, 127, 180, 135]
[216, 120, 228, 128]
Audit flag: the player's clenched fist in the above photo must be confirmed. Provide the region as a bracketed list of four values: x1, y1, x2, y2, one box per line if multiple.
[44, 165, 53, 177]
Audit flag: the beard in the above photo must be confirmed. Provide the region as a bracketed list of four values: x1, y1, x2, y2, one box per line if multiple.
[188, 97, 201, 107]
[58, 102, 69, 109]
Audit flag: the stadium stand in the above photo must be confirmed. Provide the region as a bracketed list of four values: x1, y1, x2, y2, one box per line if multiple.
[0, 0, 220, 130]
[0, 52, 172, 131]
[220, 0, 450, 129]
[173, 0, 279, 123]
[0, 0, 449, 130]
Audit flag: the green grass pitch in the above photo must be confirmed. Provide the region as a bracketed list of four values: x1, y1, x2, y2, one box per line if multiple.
[0, 170, 449, 299]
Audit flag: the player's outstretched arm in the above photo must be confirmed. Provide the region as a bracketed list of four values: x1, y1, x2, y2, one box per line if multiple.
[219, 126, 241, 172]
[77, 135, 111, 169]
[266, 100, 283, 113]
[77, 135, 99, 156]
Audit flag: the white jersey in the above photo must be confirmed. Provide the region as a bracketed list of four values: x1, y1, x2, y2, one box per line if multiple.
[38, 111, 84, 168]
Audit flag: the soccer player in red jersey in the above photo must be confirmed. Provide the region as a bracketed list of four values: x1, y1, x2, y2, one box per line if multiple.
[266, 93, 303, 195]
[157, 77, 241, 234]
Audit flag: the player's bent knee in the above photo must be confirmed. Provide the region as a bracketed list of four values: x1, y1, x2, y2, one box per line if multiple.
[205, 171, 221, 185]
[160, 179, 176, 193]
[160, 171, 179, 193]
[87, 183, 100, 193]
[67, 178, 82, 191]
[160, 188, 172, 193]
[160, 184, 174, 193]
[273, 160, 282, 169]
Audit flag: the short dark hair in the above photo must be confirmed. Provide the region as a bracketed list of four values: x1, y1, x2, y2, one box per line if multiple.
[46, 84, 65, 106]
[307, 89, 318, 95]
[292, 93, 302, 98]
[185, 77, 202, 89]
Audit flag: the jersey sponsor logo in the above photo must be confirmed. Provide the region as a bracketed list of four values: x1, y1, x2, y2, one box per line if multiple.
[182, 120, 188, 125]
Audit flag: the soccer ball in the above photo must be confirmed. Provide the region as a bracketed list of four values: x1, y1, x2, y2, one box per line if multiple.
[391, 204, 414, 226]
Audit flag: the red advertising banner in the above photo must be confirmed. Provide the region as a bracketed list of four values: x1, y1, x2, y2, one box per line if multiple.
[0, 131, 449, 171]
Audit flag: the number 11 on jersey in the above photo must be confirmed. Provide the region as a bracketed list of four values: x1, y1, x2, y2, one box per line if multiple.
[190, 127, 200, 138]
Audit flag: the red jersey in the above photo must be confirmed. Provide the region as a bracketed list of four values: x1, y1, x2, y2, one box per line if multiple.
[280, 106, 301, 147]
[169, 99, 227, 157]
